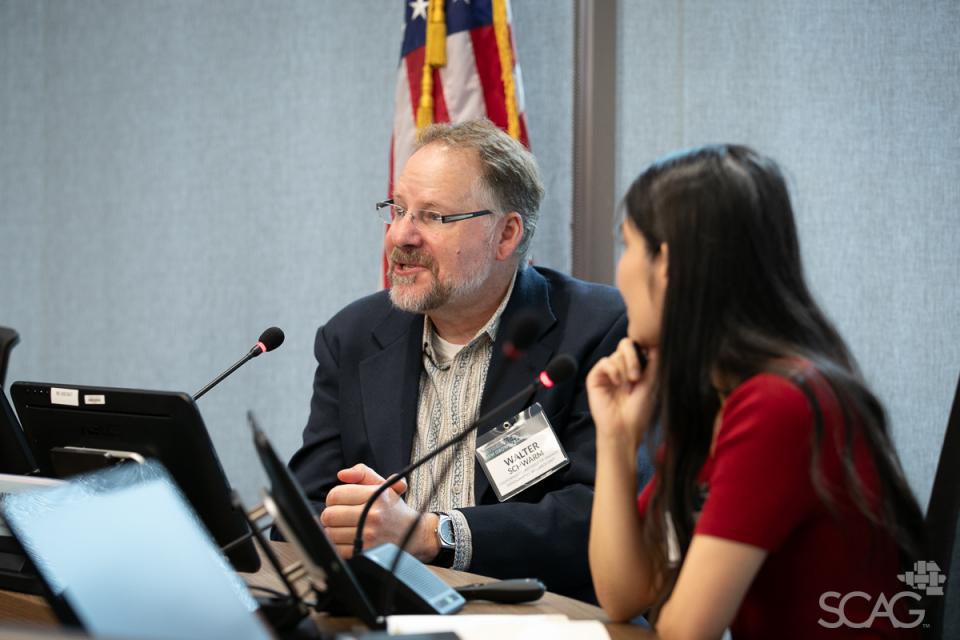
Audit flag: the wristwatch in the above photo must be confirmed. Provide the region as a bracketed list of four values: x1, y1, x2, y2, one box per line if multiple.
[434, 512, 456, 567]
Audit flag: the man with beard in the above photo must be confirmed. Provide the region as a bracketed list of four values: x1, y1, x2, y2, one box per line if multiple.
[288, 119, 627, 601]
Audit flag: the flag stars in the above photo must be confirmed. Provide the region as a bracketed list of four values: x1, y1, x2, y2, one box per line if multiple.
[409, 0, 429, 21]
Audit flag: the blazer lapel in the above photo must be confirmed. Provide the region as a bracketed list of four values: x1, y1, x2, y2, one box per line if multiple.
[358, 309, 423, 476]
[474, 267, 559, 501]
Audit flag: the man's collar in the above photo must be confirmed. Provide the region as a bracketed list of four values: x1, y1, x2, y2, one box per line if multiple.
[370, 265, 557, 353]
[422, 270, 519, 357]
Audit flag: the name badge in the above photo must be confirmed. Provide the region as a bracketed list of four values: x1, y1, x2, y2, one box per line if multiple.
[475, 403, 569, 501]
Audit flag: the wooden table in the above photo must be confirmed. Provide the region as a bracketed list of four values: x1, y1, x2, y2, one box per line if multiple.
[0, 542, 653, 639]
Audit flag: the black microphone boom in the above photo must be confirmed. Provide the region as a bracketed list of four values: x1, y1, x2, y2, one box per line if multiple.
[352, 352, 577, 556]
[193, 327, 285, 401]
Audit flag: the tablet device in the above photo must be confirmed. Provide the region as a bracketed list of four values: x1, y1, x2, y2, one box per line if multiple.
[0, 460, 272, 640]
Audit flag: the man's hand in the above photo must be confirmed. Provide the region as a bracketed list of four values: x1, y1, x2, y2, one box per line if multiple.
[320, 463, 441, 563]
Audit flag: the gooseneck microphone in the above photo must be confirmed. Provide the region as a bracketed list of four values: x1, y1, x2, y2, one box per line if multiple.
[352, 352, 578, 557]
[476, 309, 545, 412]
[193, 327, 285, 401]
[501, 309, 545, 361]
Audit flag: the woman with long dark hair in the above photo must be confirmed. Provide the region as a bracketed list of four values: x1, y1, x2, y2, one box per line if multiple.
[586, 145, 924, 638]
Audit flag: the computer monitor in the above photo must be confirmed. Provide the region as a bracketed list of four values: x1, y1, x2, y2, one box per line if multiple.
[10, 381, 260, 573]
[0, 460, 271, 640]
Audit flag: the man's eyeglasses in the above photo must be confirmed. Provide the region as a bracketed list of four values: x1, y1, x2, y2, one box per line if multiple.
[376, 200, 494, 227]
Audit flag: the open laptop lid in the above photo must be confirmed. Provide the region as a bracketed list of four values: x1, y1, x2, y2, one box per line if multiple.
[250, 415, 382, 628]
[0, 460, 271, 640]
[250, 414, 463, 625]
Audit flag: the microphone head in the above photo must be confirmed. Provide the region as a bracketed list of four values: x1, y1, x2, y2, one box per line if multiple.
[256, 326, 285, 353]
[502, 309, 544, 359]
[540, 354, 577, 388]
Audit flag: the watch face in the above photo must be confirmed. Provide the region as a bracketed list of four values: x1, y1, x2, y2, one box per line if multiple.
[438, 517, 455, 547]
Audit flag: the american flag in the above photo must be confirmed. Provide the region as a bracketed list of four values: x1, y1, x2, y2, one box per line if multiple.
[385, 0, 530, 282]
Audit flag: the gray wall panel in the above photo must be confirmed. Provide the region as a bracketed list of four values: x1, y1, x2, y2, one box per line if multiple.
[618, 0, 960, 507]
[511, 0, 574, 270]
[0, 0, 575, 504]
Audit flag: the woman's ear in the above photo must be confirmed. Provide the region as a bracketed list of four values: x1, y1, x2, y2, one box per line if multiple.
[656, 242, 669, 286]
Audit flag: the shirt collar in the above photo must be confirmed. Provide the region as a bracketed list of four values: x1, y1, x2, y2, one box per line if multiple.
[422, 270, 519, 360]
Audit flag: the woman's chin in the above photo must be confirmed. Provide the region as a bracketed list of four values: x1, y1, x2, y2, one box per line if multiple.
[626, 327, 656, 347]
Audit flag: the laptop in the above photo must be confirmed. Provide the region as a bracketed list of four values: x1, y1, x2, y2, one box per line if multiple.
[249, 413, 464, 627]
[0, 460, 271, 640]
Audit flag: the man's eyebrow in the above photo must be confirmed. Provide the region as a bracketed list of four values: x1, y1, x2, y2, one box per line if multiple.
[392, 197, 448, 212]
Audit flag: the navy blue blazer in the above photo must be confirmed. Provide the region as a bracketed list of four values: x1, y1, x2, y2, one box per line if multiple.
[289, 266, 627, 601]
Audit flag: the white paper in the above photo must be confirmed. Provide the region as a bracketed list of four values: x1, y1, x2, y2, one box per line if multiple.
[387, 614, 610, 640]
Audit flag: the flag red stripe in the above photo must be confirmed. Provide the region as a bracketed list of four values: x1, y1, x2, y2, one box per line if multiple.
[468, 25, 509, 132]
[404, 46, 426, 122]
[432, 67, 451, 123]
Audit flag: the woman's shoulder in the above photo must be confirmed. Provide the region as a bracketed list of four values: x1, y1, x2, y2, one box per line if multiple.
[728, 358, 835, 408]
[719, 360, 837, 448]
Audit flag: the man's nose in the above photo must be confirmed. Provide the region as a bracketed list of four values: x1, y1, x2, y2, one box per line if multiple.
[386, 212, 423, 247]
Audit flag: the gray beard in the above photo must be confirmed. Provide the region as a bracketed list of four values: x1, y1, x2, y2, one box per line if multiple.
[388, 262, 492, 313]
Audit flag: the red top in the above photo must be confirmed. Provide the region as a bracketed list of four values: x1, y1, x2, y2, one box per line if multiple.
[636, 367, 921, 638]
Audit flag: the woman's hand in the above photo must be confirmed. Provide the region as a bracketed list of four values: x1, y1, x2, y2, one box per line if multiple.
[586, 338, 658, 450]
[588, 339, 662, 619]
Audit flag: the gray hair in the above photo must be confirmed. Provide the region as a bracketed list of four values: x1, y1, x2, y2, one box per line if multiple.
[417, 119, 544, 263]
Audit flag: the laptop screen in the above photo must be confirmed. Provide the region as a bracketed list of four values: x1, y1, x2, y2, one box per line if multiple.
[0, 461, 271, 640]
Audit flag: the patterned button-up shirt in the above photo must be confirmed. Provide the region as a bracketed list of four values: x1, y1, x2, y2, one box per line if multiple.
[406, 273, 517, 570]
